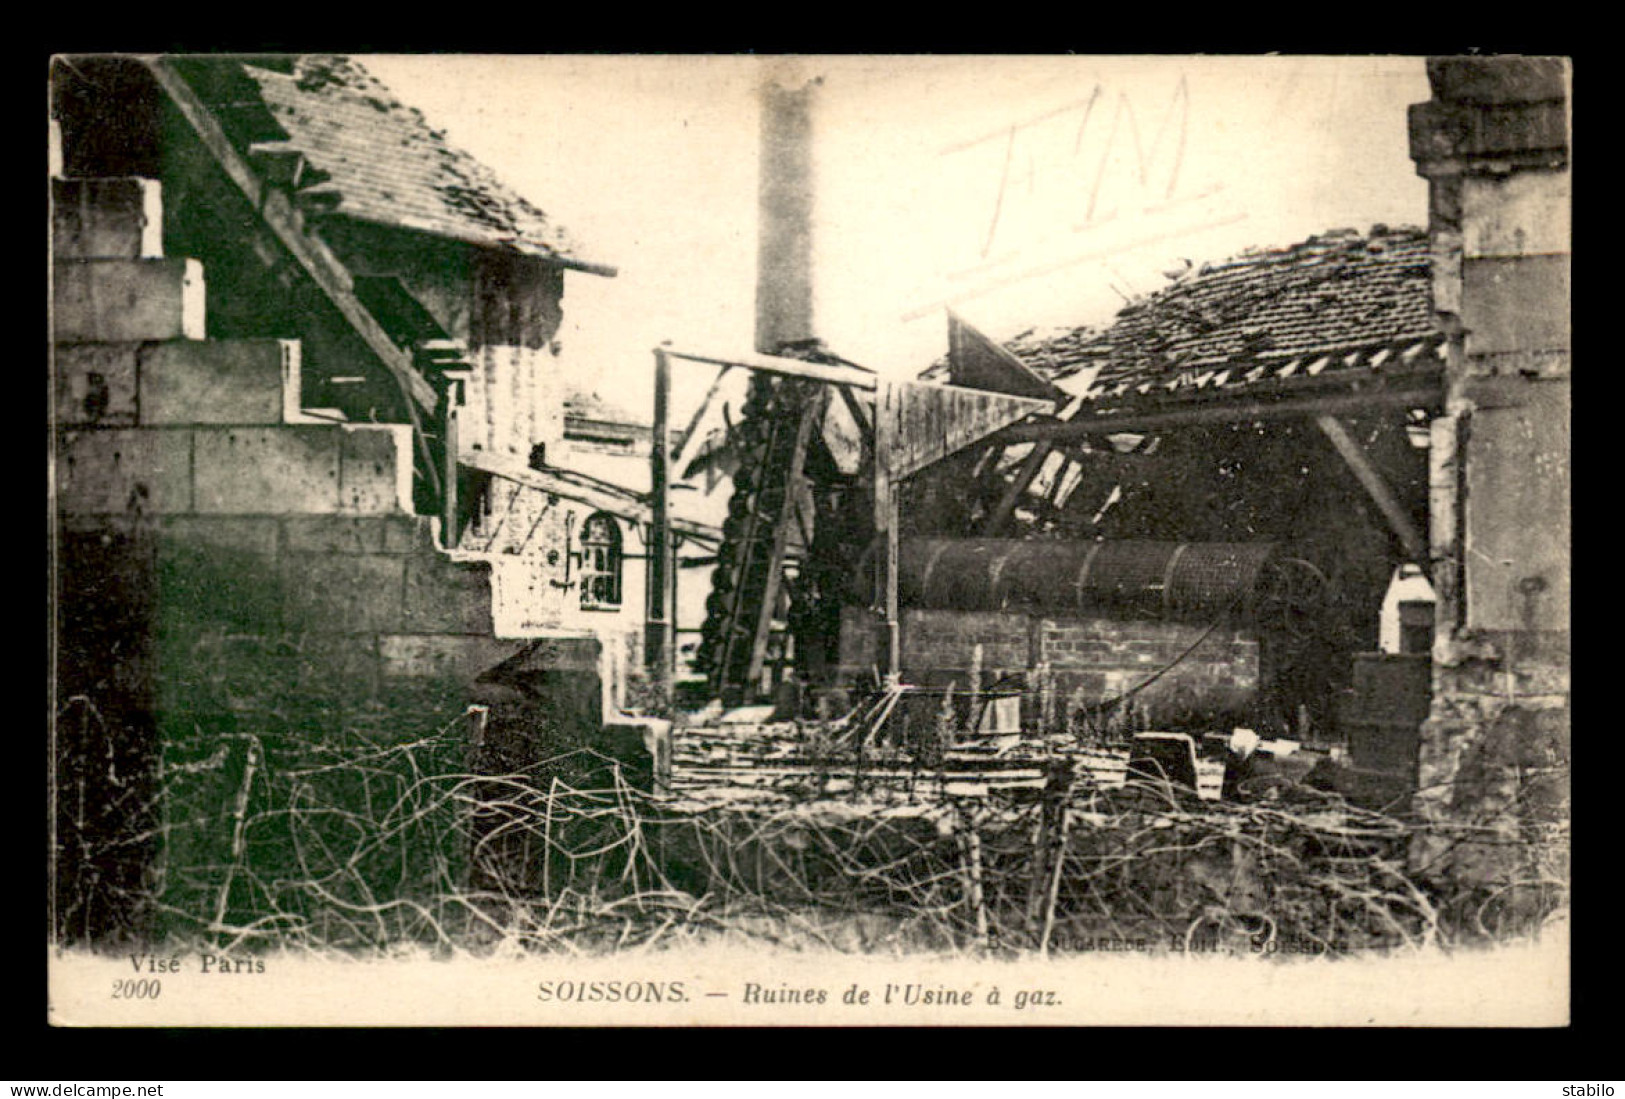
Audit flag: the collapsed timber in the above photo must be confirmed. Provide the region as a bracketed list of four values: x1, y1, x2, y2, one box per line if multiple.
[61, 690, 1567, 958]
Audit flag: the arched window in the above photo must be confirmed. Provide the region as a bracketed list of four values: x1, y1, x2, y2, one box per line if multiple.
[579, 512, 623, 610]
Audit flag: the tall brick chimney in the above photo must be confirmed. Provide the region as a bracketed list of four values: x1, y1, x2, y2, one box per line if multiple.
[754, 64, 821, 354]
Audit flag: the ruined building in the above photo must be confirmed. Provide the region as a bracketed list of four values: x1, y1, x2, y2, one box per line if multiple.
[49, 55, 698, 939]
[811, 56, 1568, 896]
[697, 62, 1567, 883]
[49, 55, 1570, 943]
[889, 226, 1442, 765]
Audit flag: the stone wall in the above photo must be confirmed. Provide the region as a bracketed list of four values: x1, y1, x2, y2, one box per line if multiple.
[50, 172, 560, 939]
[53, 270, 511, 689]
[1409, 57, 1570, 897]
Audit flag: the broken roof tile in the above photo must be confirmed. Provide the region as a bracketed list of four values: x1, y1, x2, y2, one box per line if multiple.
[189, 55, 599, 266]
[926, 226, 1437, 395]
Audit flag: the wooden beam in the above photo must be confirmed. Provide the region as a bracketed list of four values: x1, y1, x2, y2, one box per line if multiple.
[1042, 450, 1079, 511]
[664, 346, 878, 391]
[791, 484, 816, 555]
[647, 349, 675, 698]
[440, 394, 460, 549]
[837, 383, 875, 450]
[670, 363, 734, 466]
[996, 378, 1444, 443]
[146, 59, 439, 416]
[503, 237, 619, 277]
[745, 389, 824, 692]
[1315, 415, 1428, 562]
[874, 382, 901, 684]
[983, 442, 1054, 534]
[458, 450, 723, 544]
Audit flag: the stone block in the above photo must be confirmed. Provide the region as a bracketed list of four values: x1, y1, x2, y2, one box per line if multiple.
[486, 555, 571, 636]
[1053, 670, 1109, 699]
[53, 258, 204, 342]
[281, 552, 405, 634]
[339, 426, 411, 515]
[56, 427, 192, 515]
[1464, 384, 1570, 631]
[139, 339, 289, 425]
[291, 634, 382, 697]
[1466, 350, 1570, 380]
[1429, 227, 1463, 316]
[158, 631, 294, 710]
[379, 634, 524, 680]
[1429, 57, 1568, 105]
[510, 637, 603, 673]
[192, 426, 342, 514]
[1048, 618, 1126, 642]
[1462, 170, 1569, 258]
[1438, 650, 1570, 700]
[1073, 640, 1119, 662]
[54, 344, 139, 426]
[403, 554, 494, 634]
[384, 514, 432, 553]
[280, 515, 424, 555]
[156, 520, 283, 633]
[159, 515, 279, 558]
[51, 177, 162, 260]
[1461, 254, 1570, 355]
[1412, 97, 1568, 164]
[1347, 719, 1422, 779]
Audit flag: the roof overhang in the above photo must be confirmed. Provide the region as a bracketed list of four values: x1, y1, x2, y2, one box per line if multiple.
[997, 363, 1446, 443]
[329, 212, 619, 277]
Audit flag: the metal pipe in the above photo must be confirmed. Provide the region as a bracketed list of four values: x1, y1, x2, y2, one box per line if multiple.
[662, 346, 877, 391]
[898, 537, 1278, 619]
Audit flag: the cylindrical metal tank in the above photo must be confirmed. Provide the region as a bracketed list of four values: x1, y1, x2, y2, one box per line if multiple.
[898, 538, 1279, 621]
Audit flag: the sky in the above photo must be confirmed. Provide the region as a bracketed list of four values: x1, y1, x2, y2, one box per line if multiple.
[364, 55, 1431, 420]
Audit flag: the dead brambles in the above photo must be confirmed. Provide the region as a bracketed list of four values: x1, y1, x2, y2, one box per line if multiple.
[57, 698, 1565, 958]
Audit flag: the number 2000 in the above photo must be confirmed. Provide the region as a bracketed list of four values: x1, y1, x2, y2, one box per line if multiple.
[112, 978, 161, 1000]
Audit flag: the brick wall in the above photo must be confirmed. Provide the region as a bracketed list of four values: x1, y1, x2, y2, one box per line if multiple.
[904, 609, 1031, 680]
[1039, 617, 1258, 721]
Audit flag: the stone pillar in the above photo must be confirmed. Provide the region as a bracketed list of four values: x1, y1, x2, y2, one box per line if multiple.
[1408, 57, 1570, 906]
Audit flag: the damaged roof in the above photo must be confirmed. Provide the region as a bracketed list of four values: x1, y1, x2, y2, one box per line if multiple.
[181, 55, 606, 270]
[930, 226, 1442, 402]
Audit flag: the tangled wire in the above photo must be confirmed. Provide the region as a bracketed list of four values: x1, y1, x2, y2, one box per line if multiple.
[51, 689, 1569, 959]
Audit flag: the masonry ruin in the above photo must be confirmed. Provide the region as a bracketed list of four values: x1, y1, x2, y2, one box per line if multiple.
[49, 55, 668, 943]
[49, 55, 1570, 955]
[1407, 57, 1570, 894]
